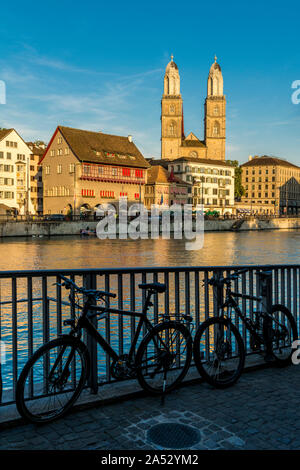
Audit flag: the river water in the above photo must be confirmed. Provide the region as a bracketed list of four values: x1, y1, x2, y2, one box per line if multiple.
[1, 229, 300, 270]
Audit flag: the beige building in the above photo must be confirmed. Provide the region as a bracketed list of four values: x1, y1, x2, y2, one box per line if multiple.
[144, 165, 190, 209]
[0, 129, 34, 215]
[40, 126, 150, 215]
[167, 157, 235, 214]
[161, 55, 226, 161]
[241, 155, 300, 215]
[27, 142, 45, 215]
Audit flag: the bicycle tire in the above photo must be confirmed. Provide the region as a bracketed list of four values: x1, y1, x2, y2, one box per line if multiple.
[136, 321, 192, 395]
[16, 336, 89, 424]
[193, 316, 245, 389]
[264, 304, 298, 367]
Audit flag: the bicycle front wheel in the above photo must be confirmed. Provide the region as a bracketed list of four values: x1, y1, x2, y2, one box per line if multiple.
[16, 336, 89, 424]
[193, 317, 245, 388]
[136, 321, 192, 395]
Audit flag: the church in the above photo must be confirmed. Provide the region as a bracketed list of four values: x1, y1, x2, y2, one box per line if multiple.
[161, 55, 226, 161]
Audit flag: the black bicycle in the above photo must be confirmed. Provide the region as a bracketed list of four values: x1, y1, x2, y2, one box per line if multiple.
[193, 269, 298, 388]
[16, 275, 193, 423]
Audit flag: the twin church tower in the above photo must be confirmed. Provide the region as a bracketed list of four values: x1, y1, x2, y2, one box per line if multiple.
[161, 55, 226, 161]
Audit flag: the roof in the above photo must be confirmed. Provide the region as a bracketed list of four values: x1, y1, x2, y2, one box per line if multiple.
[181, 138, 206, 148]
[171, 156, 232, 167]
[147, 165, 188, 185]
[26, 142, 45, 156]
[0, 128, 13, 142]
[43, 126, 150, 169]
[241, 156, 300, 170]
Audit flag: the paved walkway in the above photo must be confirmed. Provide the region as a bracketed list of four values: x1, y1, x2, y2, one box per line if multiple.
[1, 364, 300, 450]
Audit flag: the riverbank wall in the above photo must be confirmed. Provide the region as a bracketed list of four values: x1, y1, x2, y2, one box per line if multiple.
[0, 217, 300, 237]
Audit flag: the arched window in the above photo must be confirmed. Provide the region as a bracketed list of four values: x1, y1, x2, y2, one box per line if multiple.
[169, 121, 176, 136]
[213, 106, 219, 116]
[213, 121, 220, 136]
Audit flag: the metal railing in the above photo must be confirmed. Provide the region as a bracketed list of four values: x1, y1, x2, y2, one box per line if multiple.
[0, 264, 299, 407]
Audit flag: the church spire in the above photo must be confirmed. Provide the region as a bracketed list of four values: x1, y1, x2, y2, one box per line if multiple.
[163, 54, 180, 96]
[207, 55, 223, 96]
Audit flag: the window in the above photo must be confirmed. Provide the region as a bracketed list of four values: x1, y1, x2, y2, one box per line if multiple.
[0, 152, 3, 159]
[69, 163, 75, 173]
[50, 150, 55, 156]
[168, 122, 176, 136]
[212, 121, 220, 136]
[45, 166, 50, 175]
[57, 149, 63, 156]
[57, 137, 63, 144]
[6, 153, 11, 160]
[57, 164, 62, 174]
[65, 148, 69, 155]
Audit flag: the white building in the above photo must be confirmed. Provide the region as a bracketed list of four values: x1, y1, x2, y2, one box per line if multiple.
[0, 129, 34, 215]
[168, 157, 235, 214]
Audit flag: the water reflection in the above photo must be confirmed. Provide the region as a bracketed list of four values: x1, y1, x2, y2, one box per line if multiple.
[0, 229, 300, 270]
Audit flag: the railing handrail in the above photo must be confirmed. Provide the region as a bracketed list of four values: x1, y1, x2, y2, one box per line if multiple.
[0, 264, 299, 278]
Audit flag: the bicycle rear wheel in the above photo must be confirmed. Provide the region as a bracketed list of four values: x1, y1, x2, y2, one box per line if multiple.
[136, 321, 192, 395]
[16, 336, 89, 424]
[264, 304, 298, 366]
[193, 317, 245, 388]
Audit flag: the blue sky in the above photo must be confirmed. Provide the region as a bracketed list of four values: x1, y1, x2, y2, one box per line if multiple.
[0, 0, 300, 165]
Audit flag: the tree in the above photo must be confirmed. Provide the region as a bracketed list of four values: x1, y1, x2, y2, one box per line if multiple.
[227, 160, 245, 200]
[34, 140, 46, 147]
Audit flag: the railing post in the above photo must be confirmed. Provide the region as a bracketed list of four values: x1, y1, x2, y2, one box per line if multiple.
[83, 272, 98, 394]
[257, 269, 272, 313]
[213, 269, 223, 317]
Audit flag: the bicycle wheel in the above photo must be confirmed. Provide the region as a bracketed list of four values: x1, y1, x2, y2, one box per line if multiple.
[16, 336, 89, 424]
[264, 304, 298, 366]
[136, 321, 192, 395]
[193, 317, 245, 388]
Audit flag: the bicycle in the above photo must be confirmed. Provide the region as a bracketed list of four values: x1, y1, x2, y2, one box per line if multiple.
[16, 274, 193, 423]
[193, 269, 298, 388]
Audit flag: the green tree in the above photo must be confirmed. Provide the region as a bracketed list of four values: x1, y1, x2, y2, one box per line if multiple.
[227, 160, 245, 200]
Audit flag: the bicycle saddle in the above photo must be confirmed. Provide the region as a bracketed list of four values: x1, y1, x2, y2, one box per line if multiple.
[138, 282, 166, 293]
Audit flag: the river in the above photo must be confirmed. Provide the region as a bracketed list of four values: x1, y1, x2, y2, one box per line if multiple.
[0, 229, 300, 270]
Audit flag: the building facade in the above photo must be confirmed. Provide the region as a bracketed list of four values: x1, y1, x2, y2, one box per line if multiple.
[144, 165, 190, 209]
[240, 155, 300, 215]
[40, 126, 150, 215]
[168, 157, 235, 213]
[27, 142, 45, 215]
[0, 129, 34, 215]
[161, 55, 226, 161]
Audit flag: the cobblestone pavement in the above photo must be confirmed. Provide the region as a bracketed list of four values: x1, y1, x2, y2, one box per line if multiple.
[1, 365, 300, 450]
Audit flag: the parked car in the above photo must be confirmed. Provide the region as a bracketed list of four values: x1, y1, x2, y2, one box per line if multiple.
[45, 214, 65, 221]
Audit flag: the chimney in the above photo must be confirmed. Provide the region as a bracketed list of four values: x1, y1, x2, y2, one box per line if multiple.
[248, 155, 253, 161]
[128, 135, 133, 143]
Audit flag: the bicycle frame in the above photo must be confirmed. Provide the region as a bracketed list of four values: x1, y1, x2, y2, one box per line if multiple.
[222, 286, 264, 341]
[73, 289, 163, 363]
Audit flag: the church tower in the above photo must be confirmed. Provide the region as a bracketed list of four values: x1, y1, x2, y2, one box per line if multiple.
[204, 56, 226, 160]
[161, 55, 183, 160]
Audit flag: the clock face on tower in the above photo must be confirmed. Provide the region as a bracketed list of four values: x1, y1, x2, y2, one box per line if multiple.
[189, 151, 198, 158]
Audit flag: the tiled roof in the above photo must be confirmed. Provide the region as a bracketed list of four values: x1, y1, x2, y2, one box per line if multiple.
[147, 165, 188, 185]
[58, 126, 150, 169]
[172, 156, 232, 167]
[241, 156, 300, 169]
[26, 142, 45, 156]
[0, 128, 13, 142]
[181, 139, 206, 148]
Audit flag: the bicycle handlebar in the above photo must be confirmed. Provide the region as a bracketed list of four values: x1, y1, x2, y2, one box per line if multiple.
[57, 274, 116, 298]
[206, 268, 248, 286]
